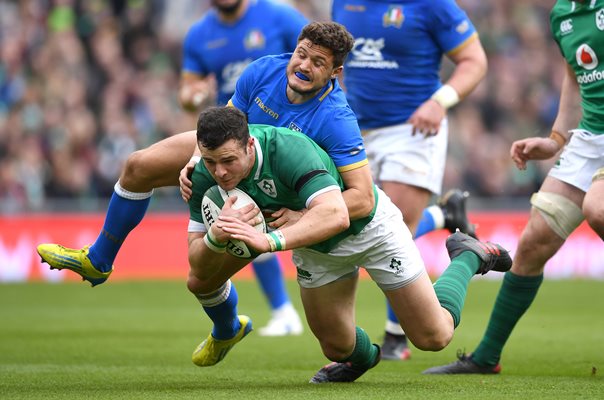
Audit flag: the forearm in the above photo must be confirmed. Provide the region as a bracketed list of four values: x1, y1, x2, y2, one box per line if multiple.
[340, 165, 375, 220]
[342, 187, 374, 219]
[551, 63, 581, 142]
[271, 192, 350, 251]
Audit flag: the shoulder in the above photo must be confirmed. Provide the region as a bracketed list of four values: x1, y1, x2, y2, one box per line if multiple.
[184, 13, 215, 42]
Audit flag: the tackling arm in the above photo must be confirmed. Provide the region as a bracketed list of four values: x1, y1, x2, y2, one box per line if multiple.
[340, 165, 375, 220]
[220, 189, 350, 253]
[551, 62, 582, 144]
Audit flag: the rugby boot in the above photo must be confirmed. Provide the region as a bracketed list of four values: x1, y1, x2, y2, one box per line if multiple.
[446, 231, 512, 275]
[258, 304, 303, 337]
[439, 189, 477, 238]
[37, 244, 112, 287]
[380, 333, 411, 361]
[423, 351, 501, 374]
[192, 315, 253, 367]
[309, 345, 381, 383]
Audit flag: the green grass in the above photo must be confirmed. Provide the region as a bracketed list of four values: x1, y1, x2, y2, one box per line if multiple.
[1, 279, 603, 399]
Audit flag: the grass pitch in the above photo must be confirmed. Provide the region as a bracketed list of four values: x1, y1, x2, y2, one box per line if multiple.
[1, 278, 603, 399]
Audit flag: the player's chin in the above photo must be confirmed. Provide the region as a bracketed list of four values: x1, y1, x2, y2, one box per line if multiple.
[288, 75, 312, 90]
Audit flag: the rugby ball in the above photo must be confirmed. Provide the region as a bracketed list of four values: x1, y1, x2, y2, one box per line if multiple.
[201, 185, 266, 258]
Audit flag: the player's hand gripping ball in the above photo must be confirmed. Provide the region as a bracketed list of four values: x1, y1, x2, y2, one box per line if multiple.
[201, 185, 266, 258]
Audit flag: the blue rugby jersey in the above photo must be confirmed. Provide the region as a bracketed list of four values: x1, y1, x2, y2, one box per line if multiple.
[332, 0, 478, 129]
[230, 54, 368, 172]
[182, 0, 307, 105]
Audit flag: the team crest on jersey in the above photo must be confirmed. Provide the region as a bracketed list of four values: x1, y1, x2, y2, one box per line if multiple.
[596, 9, 604, 30]
[258, 179, 277, 198]
[576, 44, 598, 70]
[288, 122, 302, 132]
[382, 5, 404, 28]
[456, 20, 470, 34]
[560, 19, 573, 35]
[244, 30, 265, 50]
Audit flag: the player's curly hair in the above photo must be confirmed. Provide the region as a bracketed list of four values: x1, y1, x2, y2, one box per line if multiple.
[196, 107, 249, 150]
[297, 21, 354, 68]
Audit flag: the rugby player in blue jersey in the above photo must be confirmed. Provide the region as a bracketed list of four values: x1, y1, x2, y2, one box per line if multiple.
[332, 0, 488, 360]
[38, 0, 307, 338]
[178, 0, 307, 337]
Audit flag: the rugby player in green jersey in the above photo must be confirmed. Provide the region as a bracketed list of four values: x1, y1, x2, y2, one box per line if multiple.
[185, 106, 512, 383]
[424, 0, 604, 375]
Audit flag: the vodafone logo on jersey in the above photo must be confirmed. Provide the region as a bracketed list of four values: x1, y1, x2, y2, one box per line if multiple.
[575, 44, 604, 85]
[576, 44, 598, 70]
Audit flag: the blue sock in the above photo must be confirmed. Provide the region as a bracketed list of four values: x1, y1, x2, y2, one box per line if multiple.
[387, 302, 399, 325]
[414, 208, 437, 239]
[200, 281, 240, 340]
[252, 254, 289, 310]
[88, 189, 151, 272]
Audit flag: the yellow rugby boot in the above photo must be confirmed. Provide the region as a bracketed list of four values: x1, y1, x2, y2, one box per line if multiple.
[36, 244, 113, 287]
[192, 315, 253, 367]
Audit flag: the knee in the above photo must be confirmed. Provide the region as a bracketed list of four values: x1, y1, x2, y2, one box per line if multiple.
[120, 149, 154, 190]
[409, 330, 452, 352]
[186, 274, 214, 295]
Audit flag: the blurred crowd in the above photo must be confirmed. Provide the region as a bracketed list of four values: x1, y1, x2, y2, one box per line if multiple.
[0, 0, 564, 213]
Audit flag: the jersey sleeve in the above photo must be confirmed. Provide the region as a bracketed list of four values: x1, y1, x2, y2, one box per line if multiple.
[181, 22, 209, 76]
[430, 0, 478, 55]
[318, 104, 368, 173]
[229, 57, 265, 111]
[274, 133, 341, 207]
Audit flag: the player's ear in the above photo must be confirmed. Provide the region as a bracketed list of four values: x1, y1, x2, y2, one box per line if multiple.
[331, 65, 343, 79]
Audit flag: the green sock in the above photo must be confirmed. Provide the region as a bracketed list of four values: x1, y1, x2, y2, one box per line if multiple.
[341, 326, 379, 370]
[433, 251, 479, 328]
[472, 271, 543, 367]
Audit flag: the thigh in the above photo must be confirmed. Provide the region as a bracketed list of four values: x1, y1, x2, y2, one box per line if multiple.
[300, 275, 358, 350]
[513, 176, 585, 275]
[380, 181, 432, 233]
[120, 130, 198, 189]
[383, 271, 453, 349]
[582, 174, 604, 238]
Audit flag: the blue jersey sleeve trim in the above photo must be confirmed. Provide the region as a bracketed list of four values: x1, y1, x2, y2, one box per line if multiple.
[337, 159, 369, 173]
[447, 32, 479, 56]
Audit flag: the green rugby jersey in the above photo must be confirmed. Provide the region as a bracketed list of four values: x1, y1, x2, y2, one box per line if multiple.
[189, 124, 377, 253]
[551, 0, 604, 134]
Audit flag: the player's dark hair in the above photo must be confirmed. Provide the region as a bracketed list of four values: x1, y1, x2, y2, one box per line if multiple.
[298, 21, 354, 68]
[196, 107, 249, 150]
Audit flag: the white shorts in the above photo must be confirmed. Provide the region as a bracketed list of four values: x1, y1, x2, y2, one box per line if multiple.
[362, 120, 448, 195]
[292, 188, 426, 290]
[549, 129, 604, 192]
